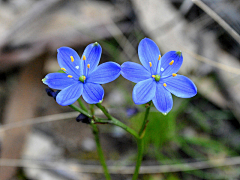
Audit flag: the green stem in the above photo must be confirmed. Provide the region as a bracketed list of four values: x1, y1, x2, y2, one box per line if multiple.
[69, 104, 92, 118]
[132, 139, 144, 180]
[96, 118, 140, 139]
[70, 104, 139, 139]
[91, 124, 111, 180]
[132, 102, 152, 180]
[139, 102, 152, 138]
[69, 104, 111, 179]
[90, 104, 111, 180]
[77, 98, 88, 112]
[96, 103, 112, 119]
[95, 103, 139, 139]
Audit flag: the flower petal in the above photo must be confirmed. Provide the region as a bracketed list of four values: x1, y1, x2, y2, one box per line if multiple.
[43, 73, 77, 90]
[57, 47, 82, 77]
[160, 51, 183, 77]
[162, 75, 197, 98]
[82, 83, 104, 104]
[82, 42, 102, 75]
[138, 38, 161, 75]
[152, 83, 173, 114]
[56, 82, 83, 106]
[121, 62, 151, 83]
[133, 78, 156, 104]
[87, 62, 121, 84]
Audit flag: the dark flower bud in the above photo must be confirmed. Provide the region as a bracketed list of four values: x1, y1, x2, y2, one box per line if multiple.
[45, 88, 60, 100]
[76, 113, 91, 124]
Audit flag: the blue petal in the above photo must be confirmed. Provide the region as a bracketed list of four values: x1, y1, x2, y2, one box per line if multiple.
[87, 62, 121, 84]
[162, 75, 197, 98]
[160, 51, 183, 77]
[133, 78, 156, 104]
[57, 47, 82, 77]
[82, 42, 102, 76]
[43, 73, 77, 90]
[56, 82, 83, 106]
[138, 38, 161, 75]
[121, 62, 151, 83]
[152, 83, 173, 114]
[82, 83, 104, 104]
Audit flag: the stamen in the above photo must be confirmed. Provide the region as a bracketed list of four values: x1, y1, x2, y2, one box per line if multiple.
[158, 55, 161, 60]
[163, 83, 167, 87]
[68, 75, 73, 78]
[83, 76, 86, 80]
[70, 56, 74, 62]
[169, 60, 174, 65]
[172, 73, 177, 77]
[149, 62, 152, 67]
[87, 64, 90, 68]
[152, 75, 156, 78]
[83, 55, 86, 60]
[61, 68, 66, 71]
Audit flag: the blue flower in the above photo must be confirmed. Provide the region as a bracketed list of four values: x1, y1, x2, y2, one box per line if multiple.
[43, 42, 121, 106]
[121, 38, 197, 114]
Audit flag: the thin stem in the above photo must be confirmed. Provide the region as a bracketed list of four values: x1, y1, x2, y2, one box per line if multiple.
[69, 104, 111, 179]
[90, 105, 111, 180]
[95, 118, 140, 139]
[69, 104, 91, 118]
[90, 104, 94, 115]
[132, 139, 144, 180]
[77, 98, 88, 112]
[70, 104, 139, 139]
[132, 101, 152, 180]
[91, 124, 111, 180]
[139, 102, 152, 138]
[95, 103, 139, 139]
[96, 103, 112, 119]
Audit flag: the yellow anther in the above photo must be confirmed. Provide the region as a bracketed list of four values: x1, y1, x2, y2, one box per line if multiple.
[172, 73, 177, 77]
[83, 76, 86, 80]
[87, 64, 90, 68]
[82, 55, 86, 60]
[163, 83, 167, 87]
[149, 62, 152, 67]
[70, 56, 74, 62]
[68, 75, 73, 78]
[158, 55, 161, 60]
[152, 75, 156, 78]
[61, 68, 66, 71]
[169, 60, 174, 65]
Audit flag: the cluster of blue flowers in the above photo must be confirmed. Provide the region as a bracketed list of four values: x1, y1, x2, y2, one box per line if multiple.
[43, 38, 197, 114]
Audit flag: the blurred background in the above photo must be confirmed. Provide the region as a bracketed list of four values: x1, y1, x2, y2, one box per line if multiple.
[0, 0, 240, 179]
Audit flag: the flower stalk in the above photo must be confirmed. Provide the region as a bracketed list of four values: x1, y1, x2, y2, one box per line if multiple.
[132, 102, 152, 180]
[90, 104, 111, 180]
[96, 103, 140, 139]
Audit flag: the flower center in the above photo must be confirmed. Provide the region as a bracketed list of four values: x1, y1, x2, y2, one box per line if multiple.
[79, 75, 86, 83]
[152, 75, 160, 82]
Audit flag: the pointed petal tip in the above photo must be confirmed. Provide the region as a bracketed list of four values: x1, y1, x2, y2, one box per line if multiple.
[162, 112, 168, 116]
[42, 78, 46, 84]
[176, 51, 182, 56]
[93, 42, 99, 46]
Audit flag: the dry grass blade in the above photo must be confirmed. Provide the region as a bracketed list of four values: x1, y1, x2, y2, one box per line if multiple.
[0, 156, 240, 174]
[183, 45, 240, 75]
[0, 112, 78, 135]
[192, 0, 240, 45]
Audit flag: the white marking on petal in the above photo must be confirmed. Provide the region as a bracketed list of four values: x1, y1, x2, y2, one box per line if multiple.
[161, 68, 164, 71]
[75, 66, 79, 69]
